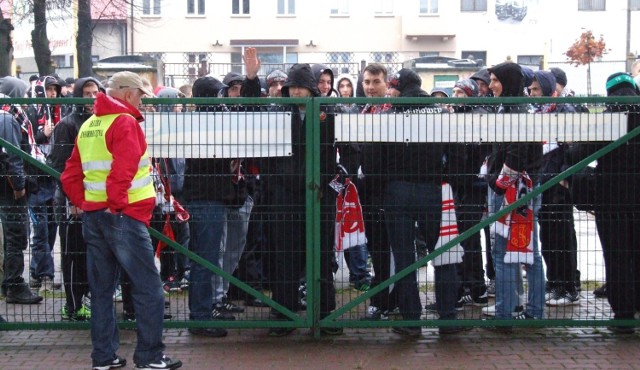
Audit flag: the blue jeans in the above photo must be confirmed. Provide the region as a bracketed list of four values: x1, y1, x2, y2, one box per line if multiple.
[344, 243, 371, 284]
[384, 181, 459, 320]
[187, 200, 226, 320]
[29, 189, 58, 280]
[213, 197, 254, 304]
[488, 188, 545, 319]
[82, 211, 165, 367]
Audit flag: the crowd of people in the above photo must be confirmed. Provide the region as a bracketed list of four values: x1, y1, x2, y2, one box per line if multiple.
[0, 50, 639, 367]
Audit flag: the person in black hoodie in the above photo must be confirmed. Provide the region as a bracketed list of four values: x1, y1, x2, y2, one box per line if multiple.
[448, 78, 491, 310]
[529, 70, 581, 308]
[0, 78, 42, 305]
[183, 75, 243, 338]
[263, 63, 351, 336]
[369, 68, 466, 336]
[312, 64, 339, 97]
[48, 77, 104, 320]
[485, 62, 544, 322]
[26, 75, 63, 292]
[583, 73, 640, 334]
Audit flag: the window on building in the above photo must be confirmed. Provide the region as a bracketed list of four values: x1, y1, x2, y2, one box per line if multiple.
[461, 50, 486, 66]
[419, 51, 440, 57]
[232, 0, 250, 14]
[631, 0, 640, 10]
[419, 0, 439, 14]
[187, 0, 205, 15]
[330, 0, 349, 15]
[461, 0, 487, 11]
[52, 55, 72, 68]
[578, 0, 605, 10]
[517, 55, 543, 67]
[327, 52, 354, 73]
[278, 0, 295, 15]
[374, 0, 393, 14]
[143, 0, 161, 15]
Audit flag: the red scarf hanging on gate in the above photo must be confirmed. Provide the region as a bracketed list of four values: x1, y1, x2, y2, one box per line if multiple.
[334, 177, 367, 252]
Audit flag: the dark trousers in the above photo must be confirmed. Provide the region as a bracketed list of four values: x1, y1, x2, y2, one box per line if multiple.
[539, 184, 578, 294]
[269, 185, 336, 316]
[0, 196, 29, 293]
[455, 185, 488, 299]
[60, 217, 89, 312]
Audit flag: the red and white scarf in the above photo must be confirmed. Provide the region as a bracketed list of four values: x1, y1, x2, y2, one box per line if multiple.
[432, 182, 464, 266]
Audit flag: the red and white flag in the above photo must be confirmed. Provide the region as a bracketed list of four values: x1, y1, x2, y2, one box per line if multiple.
[335, 178, 367, 252]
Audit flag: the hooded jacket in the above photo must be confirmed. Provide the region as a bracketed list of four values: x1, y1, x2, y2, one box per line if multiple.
[389, 68, 430, 98]
[486, 62, 542, 193]
[48, 77, 105, 174]
[60, 92, 156, 224]
[312, 63, 338, 97]
[0, 93, 27, 197]
[218, 72, 262, 99]
[334, 73, 356, 97]
[268, 63, 355, 200]
[183, 76, 248, 206]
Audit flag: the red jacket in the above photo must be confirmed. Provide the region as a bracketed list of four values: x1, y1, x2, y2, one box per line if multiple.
[61, 92, 155, 225]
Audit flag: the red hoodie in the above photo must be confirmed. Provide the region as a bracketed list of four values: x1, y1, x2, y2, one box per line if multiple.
[61, 92, 155, 225]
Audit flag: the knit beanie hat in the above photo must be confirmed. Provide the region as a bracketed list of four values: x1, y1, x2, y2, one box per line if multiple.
[453, 78, 479, 97]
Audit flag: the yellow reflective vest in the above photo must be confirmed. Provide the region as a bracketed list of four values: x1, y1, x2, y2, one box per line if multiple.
[76, 113, 155, 204]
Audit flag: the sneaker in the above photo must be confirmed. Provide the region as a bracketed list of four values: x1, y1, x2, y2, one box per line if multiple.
[513, 311, 536, 320]
[361, 305, 388, 321]
[188, 327, 228, 337]
[482, 305, 524, 317]
[593, 284, 607, 299]
[298, 282, 307, 310]
[77, 304, 92, 321]
[545, 287, 563, 302]
[163, 276, 182, 293]
[547, 291, 580, 307]
[178, 278, 189, 290]
[456, 293, 488, 310]
[61, 306, 73, 320]
[211, 306, 236, 320]
[392, 326, 421, 337]
[135, 355, 182, 369]
[245, 297, 269, 307]
[486, 280, 496, 297]
[93, 355, 126, 370]
[39, 276, 55, 293]
[216, 300, 245, 313]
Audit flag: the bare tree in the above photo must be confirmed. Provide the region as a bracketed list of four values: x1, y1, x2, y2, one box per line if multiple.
[0, 5, 14, 76]
[76, 0, 93, 77]
[31, 0, 54, 75]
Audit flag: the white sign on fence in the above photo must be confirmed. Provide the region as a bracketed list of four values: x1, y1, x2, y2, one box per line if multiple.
[143, 112, 292, 158]
[334, 113, 629, 143]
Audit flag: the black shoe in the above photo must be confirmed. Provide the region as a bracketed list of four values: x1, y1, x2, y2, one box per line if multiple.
[439, 326, 473, 335]
[392, 326, 422, 337]
[135, 355, 182, 369]
[320, 327, 344, 336]
[608, 326, 636, 335]
[0, 315, 6, 323]
[124, 312, 172, 322]
[5, 287, 43, 304]
[188, 327, 228, 337]
[216, 300, 245, 313]
[211, 306, 236, 320]
[245, 297, 269, 307]
[92, 355, 126, 370]
[424, 303, 438, 314]
[268, 327, 295, 337]
[593, 284, 607, 298]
